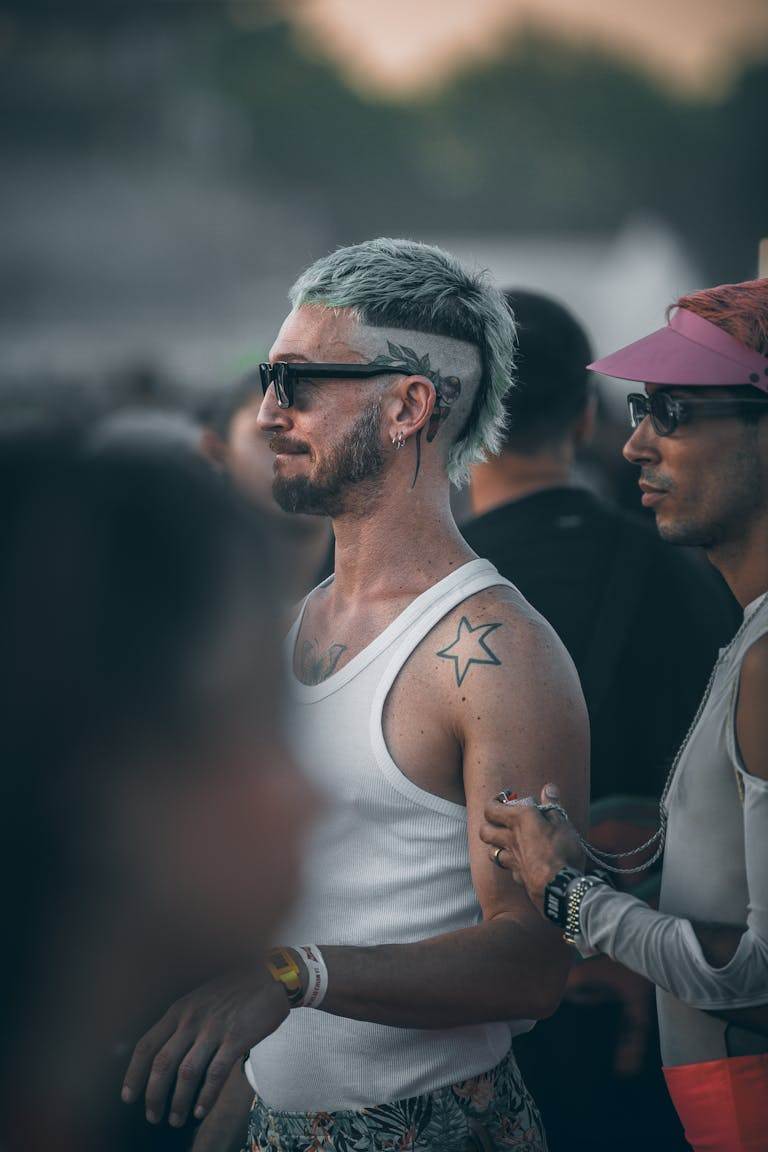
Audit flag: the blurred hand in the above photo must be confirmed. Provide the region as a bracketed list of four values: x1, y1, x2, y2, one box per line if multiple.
[191, 1063, 254, 1152]
[480, 783, 584, 912]
[121, 969, 288, 1128]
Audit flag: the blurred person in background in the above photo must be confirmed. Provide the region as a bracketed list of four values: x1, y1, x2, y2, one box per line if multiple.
[199, 374, 333, 606]
[481, 279, 768, 1152]
[123, 238, 589, 1152]
[465, 289, 738, 803]
[0, 436, 304, 1151]
[463, 289, 738, 1151]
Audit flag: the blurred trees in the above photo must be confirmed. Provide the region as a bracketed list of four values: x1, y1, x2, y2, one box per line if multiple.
[1, 2, 765, 283]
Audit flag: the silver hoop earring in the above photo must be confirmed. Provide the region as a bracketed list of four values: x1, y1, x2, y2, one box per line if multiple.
[392, 430, 405, 451]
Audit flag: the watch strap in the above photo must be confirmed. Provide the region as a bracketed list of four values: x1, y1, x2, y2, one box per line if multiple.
[266, 947, 304, 1008]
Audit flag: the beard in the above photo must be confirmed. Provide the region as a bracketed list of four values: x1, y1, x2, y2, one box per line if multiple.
[272, 399, 385, 517]
[650, 437, 763, 549]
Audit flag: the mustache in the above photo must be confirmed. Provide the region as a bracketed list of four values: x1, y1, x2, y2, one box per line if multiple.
[269, 435, 310, 455]
[639, 470, 673, 492]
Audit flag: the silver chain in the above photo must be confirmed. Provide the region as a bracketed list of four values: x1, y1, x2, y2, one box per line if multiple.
[576, 593, 768, 875]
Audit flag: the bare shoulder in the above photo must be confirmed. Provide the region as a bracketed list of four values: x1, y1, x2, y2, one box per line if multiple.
[431, 586, 589, 829]
[736, 631, 768, 781]
[430, 584, 581, 698]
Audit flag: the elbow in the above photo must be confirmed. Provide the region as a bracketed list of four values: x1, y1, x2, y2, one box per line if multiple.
[530, 977, 568, 1020]
[495, 967, 569, 1021]
[535, 988, 567, 1020]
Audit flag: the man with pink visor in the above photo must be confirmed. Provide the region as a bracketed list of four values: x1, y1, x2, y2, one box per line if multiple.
[480, 278, 768, 1151]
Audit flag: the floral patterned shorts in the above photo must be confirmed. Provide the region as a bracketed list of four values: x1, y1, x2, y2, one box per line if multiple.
[243, 1048, 547, 1152]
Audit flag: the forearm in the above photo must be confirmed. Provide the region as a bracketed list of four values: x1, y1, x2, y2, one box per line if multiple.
[579, 887, 768, 1010]
[304, 916, 570, 1028]
[579, 763, 768, 1010]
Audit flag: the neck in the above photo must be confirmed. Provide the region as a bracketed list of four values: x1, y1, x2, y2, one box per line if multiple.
[470, 448, 572, 518]
[329, 473, 474, 605]
[276, 514, 333, 602]
[707, 513, 768, 609]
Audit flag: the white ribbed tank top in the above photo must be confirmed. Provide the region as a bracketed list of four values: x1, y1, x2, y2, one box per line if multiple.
[657, 591, 768, 1066]
[246, 559, 533, 1111]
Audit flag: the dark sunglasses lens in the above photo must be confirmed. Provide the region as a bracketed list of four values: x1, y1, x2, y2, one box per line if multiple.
[627, 395, 648, 429]
[260, 363, 291, 407]
[651, 393, 676, 436]
[275, 364, 292, 408]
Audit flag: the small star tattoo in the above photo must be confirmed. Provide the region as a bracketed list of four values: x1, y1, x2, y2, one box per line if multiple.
[436, 616, 503, 686]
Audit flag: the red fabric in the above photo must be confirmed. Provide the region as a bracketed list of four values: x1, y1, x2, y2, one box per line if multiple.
[664, 1054, 768, 1151]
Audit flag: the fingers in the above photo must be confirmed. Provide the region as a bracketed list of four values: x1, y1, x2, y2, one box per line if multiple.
[122, 1011, 179, 1108]
[192, 1039, 245, 1121]
[143, 1029, 198, 1124]
[166, 1034, 220, 1127]
[479, 820, 511, 850]
[483, 797, 548, 829]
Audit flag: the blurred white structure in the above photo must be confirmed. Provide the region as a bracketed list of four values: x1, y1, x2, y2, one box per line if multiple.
[430, 218, 704, 415]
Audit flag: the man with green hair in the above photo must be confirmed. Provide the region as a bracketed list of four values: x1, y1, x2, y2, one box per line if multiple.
[123, 238, 589, 1151]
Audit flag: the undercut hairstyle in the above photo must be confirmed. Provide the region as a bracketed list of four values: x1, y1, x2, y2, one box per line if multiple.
[499, 290, 594, 454]
[673, 279, 768, 357]
[289, 238, 517, 486]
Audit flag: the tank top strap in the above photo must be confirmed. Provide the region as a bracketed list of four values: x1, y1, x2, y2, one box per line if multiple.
[371, 562, 519, 732]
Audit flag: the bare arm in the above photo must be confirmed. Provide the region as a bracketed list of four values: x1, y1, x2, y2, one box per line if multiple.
[480, 633, 768, 1023]
[122, 594, 590, 1122]
[318, 595, 590, 1025]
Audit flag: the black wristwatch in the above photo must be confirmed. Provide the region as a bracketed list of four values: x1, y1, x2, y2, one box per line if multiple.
[544, 867, 613, 944]
[543, 866, 583, 929]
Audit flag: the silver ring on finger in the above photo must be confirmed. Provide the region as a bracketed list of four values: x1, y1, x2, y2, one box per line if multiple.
[492, 845, 508, 870]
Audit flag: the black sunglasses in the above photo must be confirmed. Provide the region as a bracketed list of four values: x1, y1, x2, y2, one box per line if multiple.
[627, 391, 768, 437]
[259, 362, 407, 409]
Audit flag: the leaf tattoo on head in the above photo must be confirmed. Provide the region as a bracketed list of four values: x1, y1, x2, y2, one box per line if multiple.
[369, 342, 462, 444]
[300, 639, 347, 685]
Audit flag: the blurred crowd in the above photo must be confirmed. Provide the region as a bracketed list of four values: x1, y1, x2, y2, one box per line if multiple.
[0, 278, 747, 1152]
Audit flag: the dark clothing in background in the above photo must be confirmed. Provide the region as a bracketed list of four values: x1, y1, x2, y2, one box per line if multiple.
[463, 485, 740, 1152]
[462, 486, 739, 801]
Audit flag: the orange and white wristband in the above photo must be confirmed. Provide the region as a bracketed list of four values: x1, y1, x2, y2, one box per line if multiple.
[297, 945, 328, 1009]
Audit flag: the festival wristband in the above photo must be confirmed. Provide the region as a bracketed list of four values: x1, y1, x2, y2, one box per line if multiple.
[297, 945, 328, 1009]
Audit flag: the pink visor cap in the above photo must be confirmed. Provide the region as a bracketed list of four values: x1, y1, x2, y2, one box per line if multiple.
[588, 307, 768, 393]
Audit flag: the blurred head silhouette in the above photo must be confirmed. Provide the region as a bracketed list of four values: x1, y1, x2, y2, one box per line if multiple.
[0, 433, 304, 1143]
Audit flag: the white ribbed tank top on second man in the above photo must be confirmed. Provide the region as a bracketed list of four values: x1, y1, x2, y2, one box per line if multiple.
[245, 558, 534, 1111]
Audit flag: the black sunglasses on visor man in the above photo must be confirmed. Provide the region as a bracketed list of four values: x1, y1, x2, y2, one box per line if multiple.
[259, 362, 407, 409]
[627, 390, 768, 437]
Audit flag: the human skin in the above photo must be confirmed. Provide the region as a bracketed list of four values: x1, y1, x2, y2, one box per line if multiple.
[479, 384, 768, 1035]
[122, 303, 590, 1133]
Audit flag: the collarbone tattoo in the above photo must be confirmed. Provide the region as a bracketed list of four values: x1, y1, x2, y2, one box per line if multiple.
[300, 638, 348, 685]
[436, 616, 503, 687]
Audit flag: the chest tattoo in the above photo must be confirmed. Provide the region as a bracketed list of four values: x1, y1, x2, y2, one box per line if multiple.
[436, 616, 503, 686]
[300, 638, 348, 685]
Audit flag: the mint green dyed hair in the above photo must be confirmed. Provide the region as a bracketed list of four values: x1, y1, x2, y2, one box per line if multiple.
[289, 238, 517, 486]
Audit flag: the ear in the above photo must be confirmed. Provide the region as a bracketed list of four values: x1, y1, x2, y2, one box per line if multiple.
[199, 427, 229, 470]
[573, 392, 598, 448]
[385, 375, 437, 443]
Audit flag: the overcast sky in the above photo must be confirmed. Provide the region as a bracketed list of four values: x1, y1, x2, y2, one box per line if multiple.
[285, 0, 768, 98]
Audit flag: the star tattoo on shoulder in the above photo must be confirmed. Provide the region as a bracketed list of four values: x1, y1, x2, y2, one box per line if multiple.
[436, 616, 503, 687]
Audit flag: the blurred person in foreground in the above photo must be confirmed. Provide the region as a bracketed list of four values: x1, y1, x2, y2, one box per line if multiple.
[199, 374, 333, 605]
[123, 238, 589, 1152]
[481, 279, 768, 1152]
[0, 437, 304, 1151]
[463, 290, 737, 1151]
